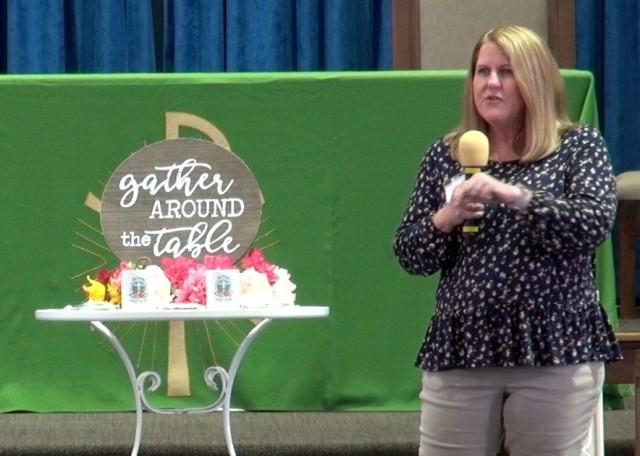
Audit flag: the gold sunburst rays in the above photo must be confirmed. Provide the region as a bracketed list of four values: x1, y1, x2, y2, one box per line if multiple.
[70, 188, 111, 286]
[70, 218, 111, 283]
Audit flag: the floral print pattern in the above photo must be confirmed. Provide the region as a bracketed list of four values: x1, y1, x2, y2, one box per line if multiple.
[394, 125, 622, 372]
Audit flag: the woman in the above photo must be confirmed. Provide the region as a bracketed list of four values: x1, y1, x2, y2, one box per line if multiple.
[393, 25, 621, 456]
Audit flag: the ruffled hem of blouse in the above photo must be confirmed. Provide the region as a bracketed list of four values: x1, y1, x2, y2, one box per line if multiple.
[415, 302, 622, 372]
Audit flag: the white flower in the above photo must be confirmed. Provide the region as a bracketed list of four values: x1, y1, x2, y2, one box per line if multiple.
[145, 265, 172, 303]
[272, 267, 296, 306]
[239, 268, 275, 307]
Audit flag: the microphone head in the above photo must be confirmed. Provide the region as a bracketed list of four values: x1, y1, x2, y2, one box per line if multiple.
[458, 130, 489, 167]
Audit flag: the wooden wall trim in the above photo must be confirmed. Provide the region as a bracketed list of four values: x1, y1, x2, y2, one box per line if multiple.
[393, 1, 576, 70]
[392, 0, 421, 69]
[547, 0, 576, 68]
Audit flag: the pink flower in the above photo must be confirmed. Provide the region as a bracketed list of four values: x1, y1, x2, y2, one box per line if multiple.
[204, 254, 236, 270]
[173, 264, 207, 304]
[110, 261, 134, 287]
[161, 256, 198, 289]
[240, 248, 278, 282]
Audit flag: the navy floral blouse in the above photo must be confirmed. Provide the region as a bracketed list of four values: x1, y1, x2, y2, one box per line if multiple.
[393, 125, 622, 372]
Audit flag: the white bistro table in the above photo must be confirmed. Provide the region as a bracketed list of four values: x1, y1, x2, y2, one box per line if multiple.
[35, 305, 329, 456]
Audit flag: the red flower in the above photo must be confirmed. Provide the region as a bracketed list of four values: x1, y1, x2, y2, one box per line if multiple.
[96, 269, 112, 284]
[241, 248, 278, 282]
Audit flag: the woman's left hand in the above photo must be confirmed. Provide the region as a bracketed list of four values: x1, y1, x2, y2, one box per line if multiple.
[461, 173, 525, 207]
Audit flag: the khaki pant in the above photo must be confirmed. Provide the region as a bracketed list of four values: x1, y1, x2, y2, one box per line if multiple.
[419, 363, 604, 456]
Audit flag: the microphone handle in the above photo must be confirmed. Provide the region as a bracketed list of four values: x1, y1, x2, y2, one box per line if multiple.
[462, 167, 484, 237]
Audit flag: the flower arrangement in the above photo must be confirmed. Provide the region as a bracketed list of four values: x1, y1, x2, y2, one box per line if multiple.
[82, 248, 296, 308]
[82, 261, 134, 305]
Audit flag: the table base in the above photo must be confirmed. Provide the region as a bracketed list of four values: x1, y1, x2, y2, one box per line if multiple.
[92, 318, 272, 456]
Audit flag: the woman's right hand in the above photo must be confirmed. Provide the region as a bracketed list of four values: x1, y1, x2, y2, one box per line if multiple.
[432, 182, 485, 233]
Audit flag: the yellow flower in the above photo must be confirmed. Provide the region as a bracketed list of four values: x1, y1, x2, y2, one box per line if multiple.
[107, 281, 121, 305]
[82, 276, 106, 302]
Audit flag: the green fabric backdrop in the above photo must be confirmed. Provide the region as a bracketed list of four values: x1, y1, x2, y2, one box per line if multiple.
[0, 70, 616, 412]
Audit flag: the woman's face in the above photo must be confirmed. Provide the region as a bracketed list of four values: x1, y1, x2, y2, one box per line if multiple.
[472, 42, 525, 132]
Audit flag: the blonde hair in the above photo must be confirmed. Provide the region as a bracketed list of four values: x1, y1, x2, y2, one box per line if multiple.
[446, 25, 576, 162]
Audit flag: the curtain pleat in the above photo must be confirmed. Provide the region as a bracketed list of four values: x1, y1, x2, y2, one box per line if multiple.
[0, 2, 8, 73]
[164, 0, 225, 72]
[295, 0, 322, 70]
[226, 0, 295, 71]
[70, 0, 156, 73]
[7, 0, 66, 73]
[325, 0, 374, 70]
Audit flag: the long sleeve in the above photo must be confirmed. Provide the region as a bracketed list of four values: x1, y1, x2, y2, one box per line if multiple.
[393, 139, 462, 276]
[521, 126, 616, 253]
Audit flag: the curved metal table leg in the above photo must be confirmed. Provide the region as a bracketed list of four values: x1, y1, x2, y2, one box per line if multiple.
[222, 318, 273, 456]
[89, 318, 273, 456]
[90, 321, 144, 456]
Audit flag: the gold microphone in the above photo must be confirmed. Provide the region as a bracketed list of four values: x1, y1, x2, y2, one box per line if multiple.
[458, 130, 490, 236]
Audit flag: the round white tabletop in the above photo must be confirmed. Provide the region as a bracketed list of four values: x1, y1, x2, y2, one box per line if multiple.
[35, 305, 329, 322]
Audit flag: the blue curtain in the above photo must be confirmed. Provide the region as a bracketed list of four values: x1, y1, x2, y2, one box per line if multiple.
[576, 0, 640, 174]
[3, 0, 392, 74]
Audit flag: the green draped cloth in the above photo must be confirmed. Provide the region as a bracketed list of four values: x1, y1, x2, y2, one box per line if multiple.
[0, 70, 618, 413]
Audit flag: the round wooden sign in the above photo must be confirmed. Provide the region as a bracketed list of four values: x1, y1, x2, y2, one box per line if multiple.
[100, 138, 262, 262]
